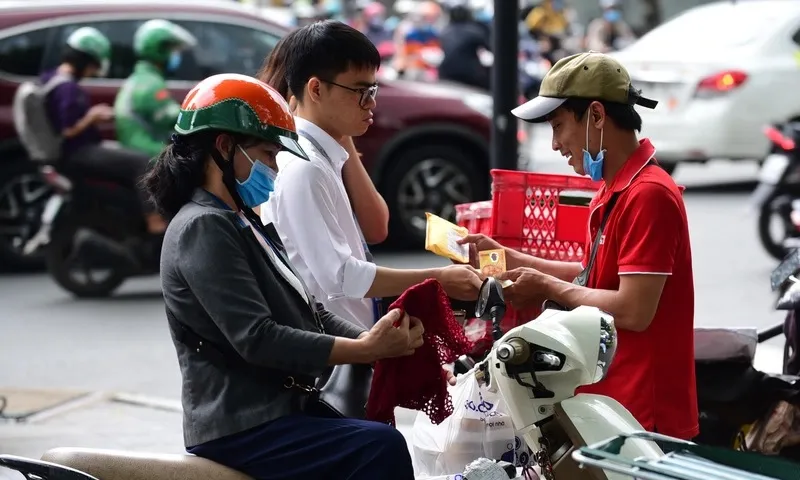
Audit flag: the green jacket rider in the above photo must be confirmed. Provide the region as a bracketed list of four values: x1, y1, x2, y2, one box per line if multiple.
[114, 19, 196, 158]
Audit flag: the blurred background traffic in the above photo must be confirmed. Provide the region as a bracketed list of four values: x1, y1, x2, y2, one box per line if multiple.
[5, 0, 798, 272]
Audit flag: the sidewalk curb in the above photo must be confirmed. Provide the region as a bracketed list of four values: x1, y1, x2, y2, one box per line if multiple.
[111, 393, 182, 413]
[21, 391, 110, 424]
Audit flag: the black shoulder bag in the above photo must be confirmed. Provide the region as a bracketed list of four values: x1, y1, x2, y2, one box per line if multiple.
[542, 192, 620, 311]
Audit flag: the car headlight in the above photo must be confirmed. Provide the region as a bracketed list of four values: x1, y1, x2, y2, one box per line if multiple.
[463, 94, 493, 118]
[594, 315, 617, 382]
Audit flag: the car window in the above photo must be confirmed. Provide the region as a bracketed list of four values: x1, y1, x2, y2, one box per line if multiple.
[45, 20, 145, 79]
[171, 21, 280, 81]
[0, 28, 52, 76]
[627, 3, 799, 53]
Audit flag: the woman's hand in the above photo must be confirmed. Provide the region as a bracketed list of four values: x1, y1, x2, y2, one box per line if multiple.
[363, 309, 424, 360]
[444, 367, 456, 386]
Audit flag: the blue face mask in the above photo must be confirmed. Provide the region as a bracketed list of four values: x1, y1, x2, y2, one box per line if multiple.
[166, 51, 182, 72]
[582, 114, 605, 182]
[603, 9, 622, 23]
[235, 146, 278, 208]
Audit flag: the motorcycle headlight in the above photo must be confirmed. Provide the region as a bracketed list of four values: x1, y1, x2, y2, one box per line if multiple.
[594, 315, 617, 382]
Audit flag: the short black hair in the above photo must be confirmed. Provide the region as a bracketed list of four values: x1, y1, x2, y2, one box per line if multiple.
[560, 97, 642, 132]
[61, 46, 100, 79]
[282, 20, 380, 102]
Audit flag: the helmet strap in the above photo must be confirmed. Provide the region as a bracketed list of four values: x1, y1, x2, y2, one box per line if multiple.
[210, 145, 269, 234]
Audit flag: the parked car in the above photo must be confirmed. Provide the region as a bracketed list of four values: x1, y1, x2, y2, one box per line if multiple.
[610, 0, 800, 175]
[0, 0, 493, 269]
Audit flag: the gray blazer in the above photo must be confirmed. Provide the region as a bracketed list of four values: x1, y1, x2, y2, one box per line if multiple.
[160, 189, 366, 447]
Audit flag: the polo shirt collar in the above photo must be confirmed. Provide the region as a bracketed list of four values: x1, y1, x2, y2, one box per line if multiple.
[607, 138, 657, 193]
[294, 117, 349, 171]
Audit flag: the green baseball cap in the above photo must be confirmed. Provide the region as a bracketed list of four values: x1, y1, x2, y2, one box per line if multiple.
[512, 51, 658, 123]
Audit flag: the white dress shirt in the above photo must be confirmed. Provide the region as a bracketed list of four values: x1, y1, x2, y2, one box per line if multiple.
[261, 117, 377, 330]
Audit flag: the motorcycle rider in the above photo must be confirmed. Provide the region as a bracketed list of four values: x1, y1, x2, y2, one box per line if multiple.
[42, 27, 164, 234]
[394, 1, 442, 79]
[438, 2, 491, 90]
[114, 19, 196, 159]
[585, 0, 636, 53]
[357, 2, 393, 47]
[144, 73, 419, 480]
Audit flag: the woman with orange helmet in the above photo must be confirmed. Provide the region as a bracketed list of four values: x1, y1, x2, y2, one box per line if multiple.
[143, 73, 419, 480]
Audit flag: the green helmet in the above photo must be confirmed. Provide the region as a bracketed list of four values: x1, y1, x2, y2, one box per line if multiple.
[134, 19, 197, 64]
[66, 27, 111, 76]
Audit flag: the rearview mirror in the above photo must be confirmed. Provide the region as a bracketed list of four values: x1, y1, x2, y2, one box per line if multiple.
[475, 277, 506, 321]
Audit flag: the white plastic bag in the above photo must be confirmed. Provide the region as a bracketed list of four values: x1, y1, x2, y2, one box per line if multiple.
[411, 370, 516, 477]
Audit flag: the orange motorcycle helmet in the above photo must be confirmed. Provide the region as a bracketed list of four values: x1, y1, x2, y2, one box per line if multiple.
[174, 73, 308, 161]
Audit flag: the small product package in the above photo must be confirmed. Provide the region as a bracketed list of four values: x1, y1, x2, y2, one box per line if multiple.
[425, 212, 470, 263]
[479, 249, 513, 288]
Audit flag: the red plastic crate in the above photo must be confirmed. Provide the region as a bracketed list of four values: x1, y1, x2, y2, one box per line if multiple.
[455, 170, 602, 334]
[454, 200, 492, 236]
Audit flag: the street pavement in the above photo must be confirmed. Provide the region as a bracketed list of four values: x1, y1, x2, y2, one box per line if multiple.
[0, 130, 790, 477]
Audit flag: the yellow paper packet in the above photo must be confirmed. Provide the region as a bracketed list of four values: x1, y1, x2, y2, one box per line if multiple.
[479, 248, 514, 288]
[425, 212, 469, 263]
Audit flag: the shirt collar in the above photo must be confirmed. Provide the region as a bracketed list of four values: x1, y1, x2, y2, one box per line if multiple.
[607, 138, 657, 193]
[293, 117, 349, 171]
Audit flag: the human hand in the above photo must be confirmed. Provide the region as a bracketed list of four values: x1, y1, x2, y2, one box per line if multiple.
[337, 135, 357, 152]
[444, 367, 456, 386]
[288, 95, 297, 112]
[364, 309, 424, 360]
[456, 233, 504, 269]
[89, 103, 114, 122]
[437, 264, 484, 301]
[498, 267, 549, 311]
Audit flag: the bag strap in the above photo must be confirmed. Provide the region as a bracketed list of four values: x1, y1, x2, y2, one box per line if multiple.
[165, 306, 317, 390]
[41, 74, 71, 95]
[573, 159, 658, 287]
[574, 192, 619, 287]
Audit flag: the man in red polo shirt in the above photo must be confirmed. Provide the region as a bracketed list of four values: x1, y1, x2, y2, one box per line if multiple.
[460, 52, 698, 439]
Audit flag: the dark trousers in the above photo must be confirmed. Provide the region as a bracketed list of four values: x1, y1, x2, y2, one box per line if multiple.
[187, 414, 414, 480]
[67, 143, 154, 213]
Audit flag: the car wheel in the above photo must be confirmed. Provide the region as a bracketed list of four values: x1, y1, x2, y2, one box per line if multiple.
[382, 143, 488, 247]
[0, 161, 52, 271]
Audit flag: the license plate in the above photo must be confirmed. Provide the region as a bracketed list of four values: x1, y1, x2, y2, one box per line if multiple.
[41, 194, 64, 224]
[634, 81, 680, 110]
[759, 154, 790, 185]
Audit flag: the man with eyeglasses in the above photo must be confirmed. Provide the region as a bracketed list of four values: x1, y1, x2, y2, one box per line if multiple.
[261, 20, 483, 331]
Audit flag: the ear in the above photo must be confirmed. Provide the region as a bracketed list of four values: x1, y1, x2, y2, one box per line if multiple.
[214, 133, 234, 159]
[590, 101, 606, 129]
[306, 77, 323, 104]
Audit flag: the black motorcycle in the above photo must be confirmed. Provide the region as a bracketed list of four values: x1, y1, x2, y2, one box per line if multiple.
[751, 123, 800, 261]
[23, 164, 161, 298]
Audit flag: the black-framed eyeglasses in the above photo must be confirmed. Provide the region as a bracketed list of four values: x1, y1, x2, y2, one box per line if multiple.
[323, 80, 379, 108]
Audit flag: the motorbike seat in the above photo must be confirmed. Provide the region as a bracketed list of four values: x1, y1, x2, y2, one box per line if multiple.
[41, 447, 254, 480]
[694, 327, 757, 362]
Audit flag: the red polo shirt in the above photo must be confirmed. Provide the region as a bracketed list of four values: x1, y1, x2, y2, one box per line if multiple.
[575, 139, 699, 439]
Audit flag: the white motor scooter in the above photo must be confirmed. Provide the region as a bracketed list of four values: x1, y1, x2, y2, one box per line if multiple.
[470, 277, 663, 479]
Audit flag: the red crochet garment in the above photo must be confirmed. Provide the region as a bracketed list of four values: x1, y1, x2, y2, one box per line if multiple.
[366, 278, 474, 426]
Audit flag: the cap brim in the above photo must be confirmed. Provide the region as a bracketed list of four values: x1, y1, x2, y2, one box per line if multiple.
[278, 135, 309, 161]
[635, 96, 659, 109]
[511, 96, 567, 123]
